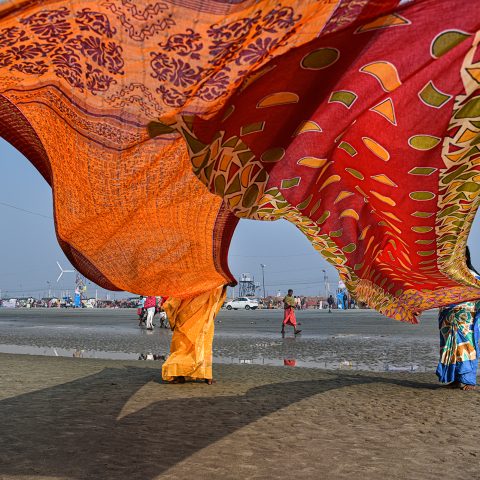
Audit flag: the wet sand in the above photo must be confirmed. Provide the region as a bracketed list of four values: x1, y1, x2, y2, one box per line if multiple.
[0, 308, 440, 371]
[1, 353, 480, 480]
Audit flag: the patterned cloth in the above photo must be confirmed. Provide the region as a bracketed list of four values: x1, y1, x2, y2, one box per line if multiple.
[436, 301, 480, 386]
[175, 0, 480, 322]
[0, 0, 479, 323]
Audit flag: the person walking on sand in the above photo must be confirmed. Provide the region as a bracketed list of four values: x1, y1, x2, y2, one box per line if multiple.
[327, 294, 334, 313]
[158, 296, 169, 328]
[436, 246, 480, 391]
[137, 296, 147, 327]
[282, 289, 301, 337]
[144, 295, 156, 330]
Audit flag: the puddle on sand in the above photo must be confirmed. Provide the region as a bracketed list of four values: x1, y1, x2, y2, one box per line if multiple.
[213, 355, 425, 372]
[0, 344, 428, 373]
[0, 344, 138, 360]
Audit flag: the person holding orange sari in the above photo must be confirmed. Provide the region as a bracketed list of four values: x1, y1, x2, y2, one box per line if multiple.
[162, 285, 226, 384]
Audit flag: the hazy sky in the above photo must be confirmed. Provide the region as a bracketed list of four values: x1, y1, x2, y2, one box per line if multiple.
[1, 138, 479, 299]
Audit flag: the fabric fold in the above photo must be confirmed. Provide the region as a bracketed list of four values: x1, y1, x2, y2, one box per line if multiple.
[162, 285, 226, 381]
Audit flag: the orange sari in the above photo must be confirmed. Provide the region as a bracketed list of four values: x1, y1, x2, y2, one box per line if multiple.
[162, 285, 226, 381]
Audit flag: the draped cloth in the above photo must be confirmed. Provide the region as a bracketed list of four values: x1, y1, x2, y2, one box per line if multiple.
[283, 308, 297, 328]
[282, 294, 297, 327]
[170, 0, 480, 323]
[436, 301, 480, 386]
[0, 0, 480, 325]
[0, 0, 344, 299]
[162, 285, 226, 381]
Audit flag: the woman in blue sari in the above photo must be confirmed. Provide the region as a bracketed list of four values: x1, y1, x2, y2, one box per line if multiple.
[436, 247, 480, 391]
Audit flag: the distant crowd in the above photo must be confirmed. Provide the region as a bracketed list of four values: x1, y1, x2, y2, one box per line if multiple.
[1, 292, 364, 310]
[0, 297, 140, 309]
[252, 294, 361, 310]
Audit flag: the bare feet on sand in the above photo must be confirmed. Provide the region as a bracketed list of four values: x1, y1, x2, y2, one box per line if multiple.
[443, 381, 476, 391]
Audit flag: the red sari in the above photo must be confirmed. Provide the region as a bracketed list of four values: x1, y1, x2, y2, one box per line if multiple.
[283, 307, 297, 327]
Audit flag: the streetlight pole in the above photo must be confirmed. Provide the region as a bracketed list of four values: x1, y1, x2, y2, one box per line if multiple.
[260, 264, 266, 299]
[322, 269, 329, 299]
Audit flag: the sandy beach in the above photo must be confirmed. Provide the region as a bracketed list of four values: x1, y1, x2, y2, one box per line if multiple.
[1, 351, 480, 480]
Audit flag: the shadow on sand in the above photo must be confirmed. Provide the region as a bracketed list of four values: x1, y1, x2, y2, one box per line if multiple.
[0, 366, 436, 479]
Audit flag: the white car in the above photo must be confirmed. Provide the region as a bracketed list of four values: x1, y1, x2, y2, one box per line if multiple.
[225, 297, 259, 310]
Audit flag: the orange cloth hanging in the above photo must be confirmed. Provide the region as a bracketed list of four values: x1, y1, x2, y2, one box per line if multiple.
[162, 285, 226, 381]
[283, 308, 297, 328]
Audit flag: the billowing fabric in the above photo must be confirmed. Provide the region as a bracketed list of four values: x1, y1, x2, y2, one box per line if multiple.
[0, 0, 480, 322]
[0, 0, 347, 299]
[162, 284, 225, 381]
[436, 301, 480, 385]
[166, 0, 480, 322]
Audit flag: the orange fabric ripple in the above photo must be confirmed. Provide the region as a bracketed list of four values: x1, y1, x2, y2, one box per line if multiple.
[0, 0, 341, 298]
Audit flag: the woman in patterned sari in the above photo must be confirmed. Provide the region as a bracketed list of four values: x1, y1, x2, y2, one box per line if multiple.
[436, 247, 480, 391]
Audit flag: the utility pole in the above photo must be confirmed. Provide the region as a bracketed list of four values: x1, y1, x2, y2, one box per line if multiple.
[260, 264, 266, 299]
[322, 269, 329, 299]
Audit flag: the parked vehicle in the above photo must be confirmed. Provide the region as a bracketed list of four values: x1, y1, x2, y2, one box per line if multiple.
[225, 297, 259, 310]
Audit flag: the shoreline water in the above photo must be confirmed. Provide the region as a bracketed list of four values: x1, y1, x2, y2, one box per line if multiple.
[0, 308, 440, 372]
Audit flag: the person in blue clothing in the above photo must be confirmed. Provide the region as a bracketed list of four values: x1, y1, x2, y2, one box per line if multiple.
[436, 246, 480, 391]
